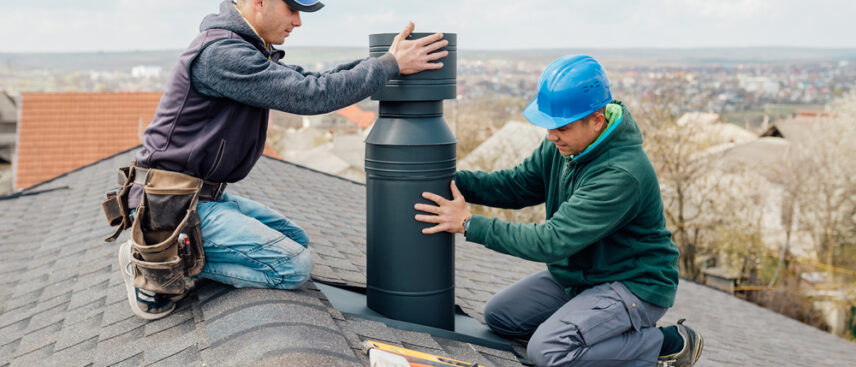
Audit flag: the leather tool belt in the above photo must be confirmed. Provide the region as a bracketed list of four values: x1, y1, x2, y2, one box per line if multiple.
[102, 162, 225, 295]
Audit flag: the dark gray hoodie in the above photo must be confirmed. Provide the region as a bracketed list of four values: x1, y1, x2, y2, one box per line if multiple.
[190, 0, 399, 114]
[131, 0, 398, 206]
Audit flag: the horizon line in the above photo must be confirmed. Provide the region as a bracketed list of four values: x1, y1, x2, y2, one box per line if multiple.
[3, 45, 856, 55]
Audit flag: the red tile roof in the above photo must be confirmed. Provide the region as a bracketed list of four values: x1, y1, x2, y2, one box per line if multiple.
[16, 92, 280, 189]
[335, 104, 375, 129]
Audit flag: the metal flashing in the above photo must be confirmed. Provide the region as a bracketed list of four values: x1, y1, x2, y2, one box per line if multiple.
[316, 282, 512, 352]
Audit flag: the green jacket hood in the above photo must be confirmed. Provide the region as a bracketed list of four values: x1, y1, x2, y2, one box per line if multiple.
[573, 100, 643, 164]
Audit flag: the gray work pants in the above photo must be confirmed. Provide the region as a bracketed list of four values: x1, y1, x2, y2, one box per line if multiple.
[484, 271, 667, 367]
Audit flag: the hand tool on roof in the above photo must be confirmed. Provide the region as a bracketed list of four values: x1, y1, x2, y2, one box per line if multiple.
[361, 340, 482, 367]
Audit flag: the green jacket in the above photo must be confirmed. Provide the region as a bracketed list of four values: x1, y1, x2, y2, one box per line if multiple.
[457, 101, 679, 308]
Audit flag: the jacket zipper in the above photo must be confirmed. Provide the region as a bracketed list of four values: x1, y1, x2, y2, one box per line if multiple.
[204, 139, 227, 180]
[559, 156, 572, 200]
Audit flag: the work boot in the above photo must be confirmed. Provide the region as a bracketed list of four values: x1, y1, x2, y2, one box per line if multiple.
[657, 319, 703, 367]
[169, 278, 196, 302]
[118, 240, 176, 320]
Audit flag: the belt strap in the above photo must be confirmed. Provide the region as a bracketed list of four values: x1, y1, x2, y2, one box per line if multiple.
[133, 167, 227, 201]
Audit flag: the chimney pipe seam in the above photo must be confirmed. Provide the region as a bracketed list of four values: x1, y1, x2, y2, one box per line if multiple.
[367, 285, 455, 297]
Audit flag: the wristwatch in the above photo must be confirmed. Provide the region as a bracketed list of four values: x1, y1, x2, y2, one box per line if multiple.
[462, 217, 471, 235]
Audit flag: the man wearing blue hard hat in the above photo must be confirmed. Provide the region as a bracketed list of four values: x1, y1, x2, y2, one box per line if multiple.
[106, 0, 449, 321]
[416, 55, 703, 366]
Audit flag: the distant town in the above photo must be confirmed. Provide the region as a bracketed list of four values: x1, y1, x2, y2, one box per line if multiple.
[2, 48, 854, 129]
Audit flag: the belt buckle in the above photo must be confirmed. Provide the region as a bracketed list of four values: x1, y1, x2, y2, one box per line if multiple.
[213, 182, 226, 201]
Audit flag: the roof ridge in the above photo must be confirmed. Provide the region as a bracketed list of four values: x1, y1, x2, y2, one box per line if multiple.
[12, 145, 366, 198]
[258, 155, 367, 188]
[11, 145, 141, 194]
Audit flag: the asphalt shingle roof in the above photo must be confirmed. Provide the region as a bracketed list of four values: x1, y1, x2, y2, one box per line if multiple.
[1, 148, 854, 366]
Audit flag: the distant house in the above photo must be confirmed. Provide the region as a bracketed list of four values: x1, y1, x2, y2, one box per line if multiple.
[0, 92, 17, 164]
[458, 121, 545, 172]
[13, 92, 280, 190]
[273, 104, 376, 132]
[761, 116, 821, 140]
[269, 104, 377, 183]
[677, 112, 757, 144]
[336, 104, 376, 130]
[459, 121, 546, 224]
[689, 115, 819, 261]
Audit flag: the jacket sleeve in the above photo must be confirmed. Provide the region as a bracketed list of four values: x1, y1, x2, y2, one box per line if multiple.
[465, 167, 641, 263]
[280, 58, 365, 78]
[190, 39, 399, 115]
[454, 140, 548, 209]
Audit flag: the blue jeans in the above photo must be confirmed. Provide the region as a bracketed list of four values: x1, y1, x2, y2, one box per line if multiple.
[130, 192, 313, 290]
[192, 192, 314, 289]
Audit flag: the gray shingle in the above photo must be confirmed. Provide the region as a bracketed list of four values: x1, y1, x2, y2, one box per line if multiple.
[46, 336, 98, 367]
[148, 345, 200, 367]
[144, 304, 194, 337]
[15, 320, 62, 358]
[92, 318, 145, 367]
[435, 338, 499, 367]
[9, 342, 54, 367]
[54, 313, 102, 351]
[339, 318, 402, 345]
[0, 338, 21, 366]
[98, 313, 146, 341]
[0, 318, 29, 347]
[141, 318, 198, 365]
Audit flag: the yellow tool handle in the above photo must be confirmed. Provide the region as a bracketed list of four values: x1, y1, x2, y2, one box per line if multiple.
[362, 340, 482, 367]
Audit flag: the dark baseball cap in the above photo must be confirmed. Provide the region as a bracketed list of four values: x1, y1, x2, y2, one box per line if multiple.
[284, 0, 324, 12]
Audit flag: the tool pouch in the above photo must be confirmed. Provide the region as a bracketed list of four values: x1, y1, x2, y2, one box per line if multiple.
[101, 166, 134, 242]
[129, 169, 206, 295]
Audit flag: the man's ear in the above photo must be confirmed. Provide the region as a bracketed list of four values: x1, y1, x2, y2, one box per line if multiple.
[592, 112, 606, 132]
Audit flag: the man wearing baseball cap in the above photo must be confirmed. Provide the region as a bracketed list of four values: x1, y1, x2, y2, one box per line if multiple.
[112, 0, 448, 320]
[415, 55, 703, 366]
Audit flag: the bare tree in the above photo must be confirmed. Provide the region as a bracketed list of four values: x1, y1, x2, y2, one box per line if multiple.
[638, 102, 722, 280]
[791, 92, 856, 276]
[452, 96, 527, 158]
[767, 145, 807, 287]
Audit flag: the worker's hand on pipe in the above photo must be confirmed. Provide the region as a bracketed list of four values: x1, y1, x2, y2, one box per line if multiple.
[414, 181, 472, 234]
[388, 22, 448, 75]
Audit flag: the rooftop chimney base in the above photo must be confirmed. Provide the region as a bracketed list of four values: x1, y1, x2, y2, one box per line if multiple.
[316, 283, 513, 352]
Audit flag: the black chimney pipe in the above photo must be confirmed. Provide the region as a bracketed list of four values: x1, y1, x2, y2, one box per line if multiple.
[365, 32, 457, 330]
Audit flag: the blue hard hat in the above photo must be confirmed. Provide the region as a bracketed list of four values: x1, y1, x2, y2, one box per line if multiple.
[284, 0, 324, 12]
[523, 55, 612, 129]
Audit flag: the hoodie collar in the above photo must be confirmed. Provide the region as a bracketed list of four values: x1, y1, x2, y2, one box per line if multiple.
[571, 100, 643, 164]
[233, 3, 271, 51]
[201, 1, 285, 61]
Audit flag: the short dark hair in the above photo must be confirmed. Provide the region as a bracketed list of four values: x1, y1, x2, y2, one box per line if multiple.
[582, 107, 607, 131]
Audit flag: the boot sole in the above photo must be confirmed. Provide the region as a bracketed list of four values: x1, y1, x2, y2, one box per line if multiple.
[692, 332, 704, 363]
[118, 241, 175, 320]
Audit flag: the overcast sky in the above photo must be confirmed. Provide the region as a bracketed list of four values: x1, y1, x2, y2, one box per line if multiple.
[1, 0, 854, 53]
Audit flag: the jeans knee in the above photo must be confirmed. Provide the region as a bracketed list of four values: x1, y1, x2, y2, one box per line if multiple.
[290, 227, 310, 248]
[527, 326, 584, 367]
[270, 247, 314, 290]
